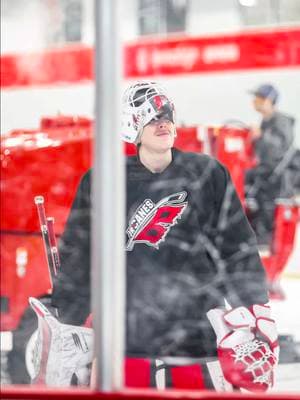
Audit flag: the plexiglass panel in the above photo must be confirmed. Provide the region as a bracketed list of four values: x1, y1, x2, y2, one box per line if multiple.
[1, 0, 300, 395]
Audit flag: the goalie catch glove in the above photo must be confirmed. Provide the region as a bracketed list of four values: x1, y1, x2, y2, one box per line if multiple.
[29, 297, 94, 387]
[207, 304, 279, 392]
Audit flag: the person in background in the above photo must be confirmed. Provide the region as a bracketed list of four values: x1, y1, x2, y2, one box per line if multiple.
[44, 81, 278, 391]
[246, 83, 296, 245]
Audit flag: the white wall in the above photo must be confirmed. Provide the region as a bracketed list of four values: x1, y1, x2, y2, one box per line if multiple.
[2, 0, 300, 52]
[1, 0, 50, 53]
[0, 0, 267, 53]
[188, 0, 242, 35]
[2, 67, 300, 147]
[164, 69, 300, 129]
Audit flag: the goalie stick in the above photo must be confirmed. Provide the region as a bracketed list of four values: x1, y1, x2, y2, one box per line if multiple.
[46, 216, 61, 275]
[34, 196, 61, 286]
[34, 196, 61, 318]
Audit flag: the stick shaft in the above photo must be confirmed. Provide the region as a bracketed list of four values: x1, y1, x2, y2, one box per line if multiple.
[34, 196, 56, 286]
[46, 217, 60, 275]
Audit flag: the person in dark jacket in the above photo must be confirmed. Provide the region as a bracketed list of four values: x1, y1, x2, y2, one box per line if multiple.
[52, 82, 278, 391]
[246, 83, 296, 245]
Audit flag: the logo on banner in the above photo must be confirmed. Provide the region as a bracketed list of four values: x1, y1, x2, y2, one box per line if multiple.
[126, 191, 188, 251]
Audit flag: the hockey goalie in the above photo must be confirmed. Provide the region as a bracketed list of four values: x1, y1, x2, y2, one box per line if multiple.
[34, 81, 279, 390]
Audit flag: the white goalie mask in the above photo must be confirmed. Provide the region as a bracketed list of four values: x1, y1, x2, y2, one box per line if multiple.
[121, 81, 176, 143]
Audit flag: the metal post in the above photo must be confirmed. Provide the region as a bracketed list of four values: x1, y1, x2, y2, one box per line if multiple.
[93, 0, 125, 391]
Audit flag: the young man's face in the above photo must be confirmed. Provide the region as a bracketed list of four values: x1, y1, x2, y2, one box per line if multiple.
[253, 96, 273, 113]
[140, 117, 175, 152]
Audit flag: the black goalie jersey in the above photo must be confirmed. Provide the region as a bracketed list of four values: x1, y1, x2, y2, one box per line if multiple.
[52, 148, 268, 359]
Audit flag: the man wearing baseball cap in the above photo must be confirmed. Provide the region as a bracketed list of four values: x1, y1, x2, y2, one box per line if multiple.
[246, 83, 295, 245]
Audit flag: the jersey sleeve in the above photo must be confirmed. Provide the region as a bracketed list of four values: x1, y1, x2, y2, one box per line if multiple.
[51, 170, 91, 325]
[208, 160, 269, 307]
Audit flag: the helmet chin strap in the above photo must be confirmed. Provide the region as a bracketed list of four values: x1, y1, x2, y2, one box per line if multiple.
[134, 129, 143, 145]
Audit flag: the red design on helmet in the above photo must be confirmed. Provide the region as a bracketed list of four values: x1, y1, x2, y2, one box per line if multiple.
[153, 95, 163, 110]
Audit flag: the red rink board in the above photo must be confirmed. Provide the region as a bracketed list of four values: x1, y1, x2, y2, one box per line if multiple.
[1, 386, 300, 400]
[1, 28, 300, 88]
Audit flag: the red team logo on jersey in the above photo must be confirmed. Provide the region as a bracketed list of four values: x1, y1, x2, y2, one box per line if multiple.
[126, 191, 188, 251]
